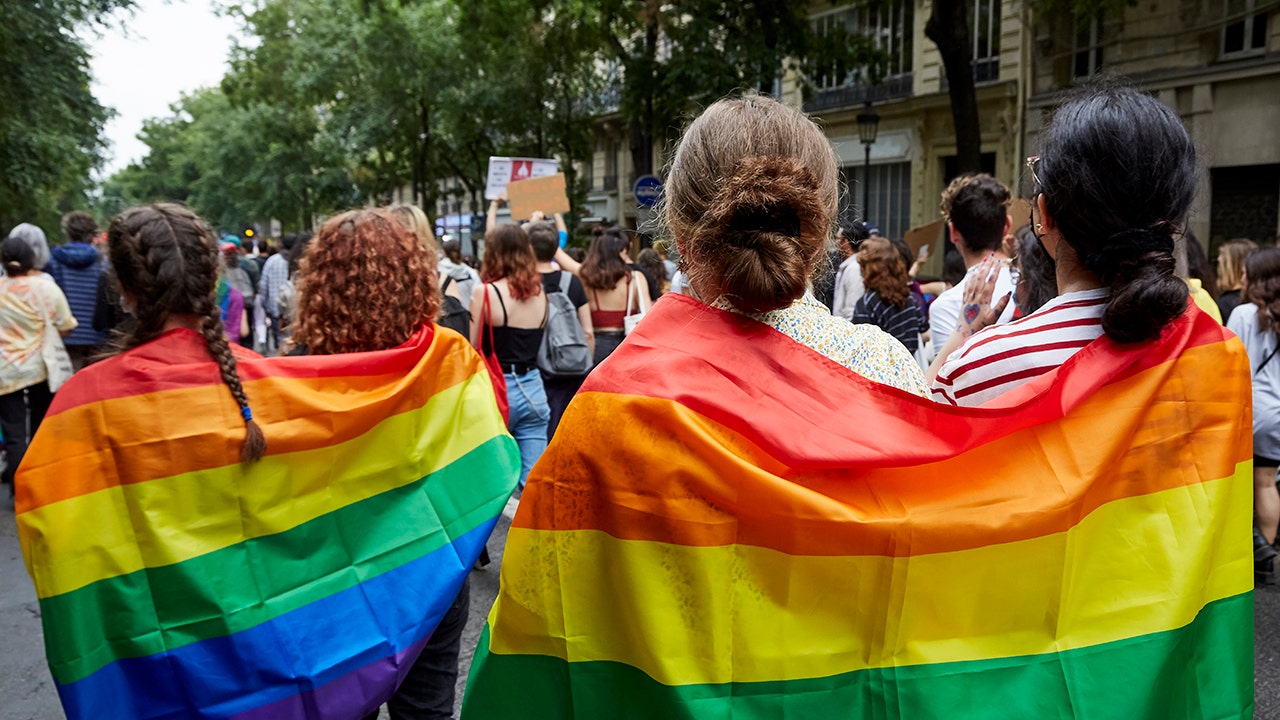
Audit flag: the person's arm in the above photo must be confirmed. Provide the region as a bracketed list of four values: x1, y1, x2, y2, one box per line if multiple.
[469, 284, 487, 347]
[240, 309, 251, 340]
[925, 256, 1010, 383]
[487, 191, 506, 230]
[909, 244, 931, 280]
[577, 303, 594, 356]
[47, 284, 78, 336]
[554, 213, 569, 248]
[554, 248, 582, 275]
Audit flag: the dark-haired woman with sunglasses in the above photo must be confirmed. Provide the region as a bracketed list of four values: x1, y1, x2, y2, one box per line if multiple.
[927, 84, 1196, 407]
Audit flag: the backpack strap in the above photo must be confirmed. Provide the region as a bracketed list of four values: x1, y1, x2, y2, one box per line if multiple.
[442, 275, 454, 293]
[557, 271, 572, 294]
[1257, 343, 1280, 376]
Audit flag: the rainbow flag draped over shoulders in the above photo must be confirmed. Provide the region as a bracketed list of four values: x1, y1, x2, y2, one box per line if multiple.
[463, 294, 1254, 719]
[18, 325, 519, 720]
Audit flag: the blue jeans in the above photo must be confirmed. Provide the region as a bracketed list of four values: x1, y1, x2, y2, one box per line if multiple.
[506, 369, 549, 488]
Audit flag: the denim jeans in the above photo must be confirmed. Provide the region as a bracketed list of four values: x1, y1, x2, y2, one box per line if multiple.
[506, 369, 549, 488]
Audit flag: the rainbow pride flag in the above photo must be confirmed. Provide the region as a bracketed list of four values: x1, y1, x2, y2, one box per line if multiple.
[18, 326, 519, 720]
[463, 294, 1254, 719]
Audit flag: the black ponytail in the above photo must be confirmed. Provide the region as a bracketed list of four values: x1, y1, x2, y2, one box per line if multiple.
[1038, 82, 1196, 343]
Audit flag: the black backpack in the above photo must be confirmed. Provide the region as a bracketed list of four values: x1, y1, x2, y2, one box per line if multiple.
[438, 276, 471, 337]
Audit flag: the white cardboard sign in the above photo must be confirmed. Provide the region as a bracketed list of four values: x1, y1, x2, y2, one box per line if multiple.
[485, 157, 559, 200]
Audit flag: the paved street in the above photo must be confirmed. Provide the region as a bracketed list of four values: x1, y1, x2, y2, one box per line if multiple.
[3, 497, 1278, 719]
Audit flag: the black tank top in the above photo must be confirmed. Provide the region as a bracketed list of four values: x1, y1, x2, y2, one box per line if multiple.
[482, 284, 545, 367]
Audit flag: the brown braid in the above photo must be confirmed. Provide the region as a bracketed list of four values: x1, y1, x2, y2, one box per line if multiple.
[107, 203, 267, 462]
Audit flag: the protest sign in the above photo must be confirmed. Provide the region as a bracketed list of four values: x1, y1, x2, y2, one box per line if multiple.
[506, 173, 570, 221]
[486, 157, 559, 200]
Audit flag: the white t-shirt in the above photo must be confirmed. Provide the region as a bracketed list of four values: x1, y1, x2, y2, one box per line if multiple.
[831, 256, 864, 321]
[1227, 303, 1280, 459]
[928, 263, 1017, 349]
[930, 288, 1109, 406]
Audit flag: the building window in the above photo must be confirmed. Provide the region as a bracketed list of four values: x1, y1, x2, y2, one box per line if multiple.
[1222, 0, 1269, 57]
[1073, 12, 1104, 79]
[840, 161, 912, 243]
[808, 1, 911, 92]
[972, 0, 1001, 81]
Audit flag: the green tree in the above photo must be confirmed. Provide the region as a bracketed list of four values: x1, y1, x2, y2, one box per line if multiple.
[0, 0, 134, 232]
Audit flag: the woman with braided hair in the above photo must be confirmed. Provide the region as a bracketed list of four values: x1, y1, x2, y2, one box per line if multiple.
[928, 83, 1197, 407]
[103, 203, 266, 461]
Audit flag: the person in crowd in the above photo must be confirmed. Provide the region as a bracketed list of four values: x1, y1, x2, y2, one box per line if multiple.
[390, 204, 467, 316]
[927, 174, 1016, 349]
[636, 248, 670, 295]
[388, 203, 438, 252]
[289, 208, 477, 718]
[852, 237, 927, 355]
[660, 94, 924, 393]
[1217, 238, 1257, 322]
[217, 244, 250, 346]
[470, 224, 549, 488]
[94, 204, 267, 460]
[222, 243, 256, 345]
[0, 237, 77, 499]
[928, 84, 1197, 407]
[440, 238, 481, 313]
[47, 211, 106, 368]
[831, 220, 869, 321]
[223, 234, 261, 295]
[1011, 224, 1057, 317]
[1227, 247, 1280, 584]
[7, 223, 52, 271]
[555, 227, 650, 366]
[257, 233, 293, 350]
[1183, 232, 1222, 322]
[528, 221, 593, 440]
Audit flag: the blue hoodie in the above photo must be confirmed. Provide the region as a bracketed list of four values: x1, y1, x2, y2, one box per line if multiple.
[49, 242, 106, 346]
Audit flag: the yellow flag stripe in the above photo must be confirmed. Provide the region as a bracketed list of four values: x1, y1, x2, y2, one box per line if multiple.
[489, 463, 1253, 685]
[20, 373, 505, 598]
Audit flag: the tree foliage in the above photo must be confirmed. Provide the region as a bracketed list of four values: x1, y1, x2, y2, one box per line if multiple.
[0, 0, 134, 233]
[101, 0, 881, 232]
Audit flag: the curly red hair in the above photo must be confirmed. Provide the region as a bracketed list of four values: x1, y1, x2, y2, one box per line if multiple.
[857, 237, 910, 308]
[292, 209, 442, 355]
[480, 224, 541, 300]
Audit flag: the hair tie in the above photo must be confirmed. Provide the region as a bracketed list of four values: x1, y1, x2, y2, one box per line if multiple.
[241, 406, 254, 423]
[1084, 227, 1174, 270]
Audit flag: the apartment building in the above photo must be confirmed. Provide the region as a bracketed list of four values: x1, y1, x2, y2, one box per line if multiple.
[581, 0, 1279, 256]
[1028, 0, 1280, 251]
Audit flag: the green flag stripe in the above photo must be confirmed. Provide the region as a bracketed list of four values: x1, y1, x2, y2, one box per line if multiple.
[462, 592, 1253, 719]
[43, 436, 519, 684]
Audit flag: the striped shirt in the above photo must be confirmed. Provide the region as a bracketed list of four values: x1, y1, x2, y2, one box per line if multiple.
[930, 288, 1109, 406]
[852, 291, 926, 353]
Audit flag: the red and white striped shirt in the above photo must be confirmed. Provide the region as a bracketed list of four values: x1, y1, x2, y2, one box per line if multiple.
[930, 288, 1109, 406]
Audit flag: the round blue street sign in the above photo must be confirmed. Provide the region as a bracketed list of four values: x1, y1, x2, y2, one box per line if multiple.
[633, 174, 663, 207]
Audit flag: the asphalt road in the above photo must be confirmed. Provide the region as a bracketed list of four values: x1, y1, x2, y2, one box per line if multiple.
[3, 497, 1278, 720]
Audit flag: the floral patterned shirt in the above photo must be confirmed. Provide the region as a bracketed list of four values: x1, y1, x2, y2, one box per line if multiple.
[717, 293, 928, 396]
[0, 273, 77, 395]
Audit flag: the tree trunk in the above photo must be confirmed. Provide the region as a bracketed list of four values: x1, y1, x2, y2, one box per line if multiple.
[417, 100, 431, 210]
[628, 17, 660, 181]
[925, 0, 983, 175]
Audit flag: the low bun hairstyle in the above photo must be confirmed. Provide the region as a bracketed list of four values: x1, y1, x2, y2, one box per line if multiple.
[665, 94, 838, 314]
[1036, 83, 1196, 343]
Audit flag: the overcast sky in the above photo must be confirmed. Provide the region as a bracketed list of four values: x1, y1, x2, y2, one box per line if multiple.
[88, 0, 241, 177]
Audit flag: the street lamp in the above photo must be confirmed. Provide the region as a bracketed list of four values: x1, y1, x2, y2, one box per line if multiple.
[857, 100, 880, 221]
